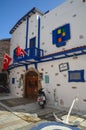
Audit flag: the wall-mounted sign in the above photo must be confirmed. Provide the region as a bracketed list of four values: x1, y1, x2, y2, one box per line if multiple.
[40, 73, 43, 80]
[59, 62, 69, 72]
[45, 75, 49, 83]
[52, 23, 71, 47]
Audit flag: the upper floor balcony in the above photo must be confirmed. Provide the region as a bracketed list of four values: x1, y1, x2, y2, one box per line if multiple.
[13, 47, 44, 63]
[8, 45, 86, 70]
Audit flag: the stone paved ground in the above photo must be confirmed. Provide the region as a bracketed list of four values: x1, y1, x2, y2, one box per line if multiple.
[0, 102, 44, 130]
[0, 95, 44, 130]
[0, 97, 35, 107]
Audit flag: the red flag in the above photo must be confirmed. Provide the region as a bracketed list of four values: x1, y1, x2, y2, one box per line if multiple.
[2, 54, 12, 70]
[15, 46, 26, 56]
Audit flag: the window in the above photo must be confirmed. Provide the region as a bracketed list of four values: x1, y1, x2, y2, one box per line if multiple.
[29, 37, 36, 48]
[12, 78, 15, 84]
[68, 70, 85, 82]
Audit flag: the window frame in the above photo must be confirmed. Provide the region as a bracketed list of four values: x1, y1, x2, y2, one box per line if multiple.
[68, 70, 85, 82]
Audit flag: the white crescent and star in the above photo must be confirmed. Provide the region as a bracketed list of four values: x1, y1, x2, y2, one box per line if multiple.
[3, 57, 8, 64]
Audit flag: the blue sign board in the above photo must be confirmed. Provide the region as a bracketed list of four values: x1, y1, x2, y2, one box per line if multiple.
[52, 24, 71, 47]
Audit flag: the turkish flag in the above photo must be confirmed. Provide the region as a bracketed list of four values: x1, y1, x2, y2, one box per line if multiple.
[15, 46, 26, 56]
[2, 54, 12, 70]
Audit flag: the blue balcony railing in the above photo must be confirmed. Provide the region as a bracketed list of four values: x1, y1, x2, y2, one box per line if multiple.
[13, 47, 44, 62]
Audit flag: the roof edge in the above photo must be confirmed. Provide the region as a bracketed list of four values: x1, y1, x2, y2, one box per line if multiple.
[10, 7, 44, 34]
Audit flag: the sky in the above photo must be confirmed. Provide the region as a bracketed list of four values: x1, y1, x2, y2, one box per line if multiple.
[0, 0, 66, 40]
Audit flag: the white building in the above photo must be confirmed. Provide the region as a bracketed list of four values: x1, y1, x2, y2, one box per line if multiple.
[9, 0, 86, 112]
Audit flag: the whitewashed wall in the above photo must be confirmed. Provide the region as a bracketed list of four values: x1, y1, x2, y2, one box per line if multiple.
[9, 12, 41, 95]
[10, 67, 26, 97]
[38, 0, 86, 111]
[9, 64, 35, 97]
[38, 55, 86, 111]
[9, 66, 25, 97]
[28, 13, 40, 48]
[9, 0, 86, 112]
[40, 0, 86, 55]
[10, 13, 42, 63]
[10, 21, 26, 63]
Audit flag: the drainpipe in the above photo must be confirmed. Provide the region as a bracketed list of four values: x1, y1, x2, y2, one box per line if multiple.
[37, 15, 40, 49]
[34, 63, 37, 69]
[25, 17, 29, 49]
[25, 64, 28, 70]
[24, 17, 29, 71]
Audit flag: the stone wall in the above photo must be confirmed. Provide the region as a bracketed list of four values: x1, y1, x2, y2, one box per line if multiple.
[0, 38, 10, 71]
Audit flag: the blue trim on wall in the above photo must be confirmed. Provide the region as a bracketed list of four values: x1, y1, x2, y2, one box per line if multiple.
[38, 16, 40, 49]
[68, 69, 85, 82]
[25, 64, 28, 70]
[25, 17, 29, 49]
[34, 63, 37, 69]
